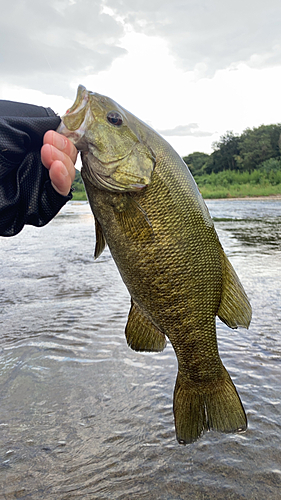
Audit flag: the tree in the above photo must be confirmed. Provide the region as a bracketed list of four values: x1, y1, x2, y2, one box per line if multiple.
[72, 169, 85, 193]
[205, 131, 240, 174]
[183, 124, 281, 175]
[236, 124, 281, 171]
[182, 152, 210, 176]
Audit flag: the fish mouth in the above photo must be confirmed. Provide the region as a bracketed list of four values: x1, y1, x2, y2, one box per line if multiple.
[65, 85, 89, 119]
[57, 116, 90, 152]
[57, 85, 91, 150]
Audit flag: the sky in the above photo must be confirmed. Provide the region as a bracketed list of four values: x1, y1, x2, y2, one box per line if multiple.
[1, 0, 281, 157]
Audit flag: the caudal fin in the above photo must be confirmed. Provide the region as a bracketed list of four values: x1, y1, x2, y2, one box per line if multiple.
[173, 368, 247, 444]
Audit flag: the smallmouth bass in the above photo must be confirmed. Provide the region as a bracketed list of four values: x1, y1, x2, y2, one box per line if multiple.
[58, 85, 252, 444]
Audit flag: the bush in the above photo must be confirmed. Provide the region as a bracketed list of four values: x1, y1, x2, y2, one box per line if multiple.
[194, 167, 281, 198]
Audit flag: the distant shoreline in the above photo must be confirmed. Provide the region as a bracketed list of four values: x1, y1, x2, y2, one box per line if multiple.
[204, 194, 281, 201]
[71, 192, 281, 203]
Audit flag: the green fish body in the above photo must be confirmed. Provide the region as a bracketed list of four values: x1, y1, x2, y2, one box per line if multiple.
[58, 86, 252, 444]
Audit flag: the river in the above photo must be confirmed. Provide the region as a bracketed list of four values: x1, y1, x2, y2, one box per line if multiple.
[0, 198, 280, 499]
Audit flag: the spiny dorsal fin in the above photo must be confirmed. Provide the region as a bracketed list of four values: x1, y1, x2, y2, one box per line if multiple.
[94, 218, 106, 259]
[218, 246, 252, 329]
[125, 300, 166, 352]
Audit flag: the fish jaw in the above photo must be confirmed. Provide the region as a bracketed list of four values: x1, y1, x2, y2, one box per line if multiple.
[65, 84, 88, 116]
[56, 85, 91, 152]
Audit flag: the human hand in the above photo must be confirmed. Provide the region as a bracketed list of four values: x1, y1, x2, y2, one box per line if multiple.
[41, 130, 77, 196]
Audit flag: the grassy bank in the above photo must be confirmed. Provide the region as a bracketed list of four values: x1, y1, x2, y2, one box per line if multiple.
[71, 169, 87, 200]
[71, 184, 281, 202]
[197, 183, 281, 199]
[71, 167, 281, 201]
[72, 190, 87, 201]
[195, 168, 281, 199]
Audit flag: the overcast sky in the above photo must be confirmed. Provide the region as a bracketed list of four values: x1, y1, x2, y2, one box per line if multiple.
[1, 0, 281, 156]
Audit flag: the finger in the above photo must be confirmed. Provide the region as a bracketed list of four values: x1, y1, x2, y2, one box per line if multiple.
[41, 144, 76, 183]
[49, 159, 73, 197]
[41, 143, 53, 170]
[43, 130, 78, 164]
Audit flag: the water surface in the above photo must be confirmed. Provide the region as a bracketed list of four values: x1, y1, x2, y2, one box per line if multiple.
[0, 199, 280, 499]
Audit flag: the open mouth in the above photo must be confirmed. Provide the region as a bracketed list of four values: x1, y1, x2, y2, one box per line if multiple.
[65, 85, 89, 117]
[57, 86, 91, 152]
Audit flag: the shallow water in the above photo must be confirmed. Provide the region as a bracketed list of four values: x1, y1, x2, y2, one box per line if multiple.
[0, 199, 280, 500]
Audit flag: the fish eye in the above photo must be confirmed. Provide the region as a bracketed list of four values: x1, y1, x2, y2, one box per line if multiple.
[107, 111, 123, 127]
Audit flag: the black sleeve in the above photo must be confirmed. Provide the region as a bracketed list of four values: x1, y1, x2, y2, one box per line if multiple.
[0, 100, 73, 237]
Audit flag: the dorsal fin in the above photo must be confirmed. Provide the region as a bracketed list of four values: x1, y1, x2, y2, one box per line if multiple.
[125, 300, 166, 352]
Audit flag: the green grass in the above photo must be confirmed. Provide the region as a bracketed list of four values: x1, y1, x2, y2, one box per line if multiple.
[72, 189, 87, 201]
[195, 168, 281, 199]
[197, 183, 281, 199]
[70, 167, 281, 201]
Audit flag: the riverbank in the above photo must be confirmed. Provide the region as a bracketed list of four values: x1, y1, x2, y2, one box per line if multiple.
[71, 190, 281, 202]
[72, 164, 281, 201]
[200, 189, 281, 199]
[204, 194, 281, 201]
[194, 169, 281, 200]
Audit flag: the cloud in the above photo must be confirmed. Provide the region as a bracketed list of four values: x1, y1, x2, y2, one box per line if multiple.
[104, 0, 281, 75]
[2, 0, 281, 98]
[157, 123, 214, 137]
[0, 0, 126, 95]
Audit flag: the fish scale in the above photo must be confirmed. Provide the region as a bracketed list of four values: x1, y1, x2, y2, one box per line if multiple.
[58, 85, 252, 444]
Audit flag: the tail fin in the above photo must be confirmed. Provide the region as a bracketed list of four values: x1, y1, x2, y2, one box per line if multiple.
[173, 368, 247, 444]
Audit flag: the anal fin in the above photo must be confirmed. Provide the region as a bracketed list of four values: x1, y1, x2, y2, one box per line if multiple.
[125, 300, 166, 352]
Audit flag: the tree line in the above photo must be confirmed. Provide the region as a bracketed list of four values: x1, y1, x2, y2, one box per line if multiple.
[71, 122, 281, 200]
[183, 124, 281, 176]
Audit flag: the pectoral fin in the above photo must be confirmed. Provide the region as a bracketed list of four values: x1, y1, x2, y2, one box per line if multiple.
[218, 247, 252, 329]
[112, 194, 154, 242]
[94, 218, 106, 259]
[125, 300, 166, 352]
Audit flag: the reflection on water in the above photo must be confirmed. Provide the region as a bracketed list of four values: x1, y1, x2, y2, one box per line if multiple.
[0, 199, 280, 499]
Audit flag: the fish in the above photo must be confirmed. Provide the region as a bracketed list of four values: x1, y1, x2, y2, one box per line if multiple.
[57, 85, 252, 444]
